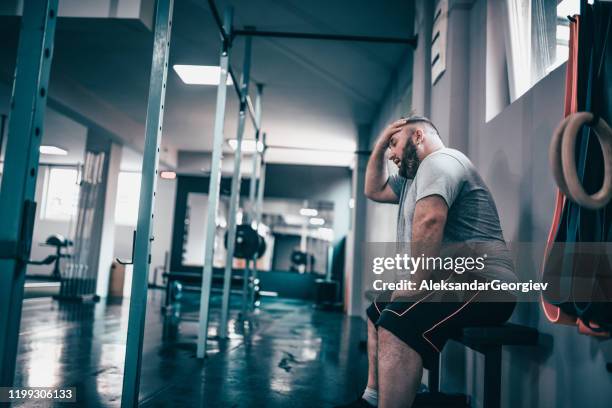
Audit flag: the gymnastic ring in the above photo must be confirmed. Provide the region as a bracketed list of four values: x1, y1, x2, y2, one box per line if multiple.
[561, 112, 612, 210]
[549, 115, 573, 198]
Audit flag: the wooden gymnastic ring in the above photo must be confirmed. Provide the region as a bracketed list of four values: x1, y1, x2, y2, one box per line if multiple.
[549, 115, 573, 198]
[560, 112, 612, 210]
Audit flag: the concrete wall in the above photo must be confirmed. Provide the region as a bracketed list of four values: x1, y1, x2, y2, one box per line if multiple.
[460, 1, 612, 407]
[358, 0, 612, 406]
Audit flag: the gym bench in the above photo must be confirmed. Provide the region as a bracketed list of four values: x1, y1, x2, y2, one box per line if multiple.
[415, 322, 539, 408]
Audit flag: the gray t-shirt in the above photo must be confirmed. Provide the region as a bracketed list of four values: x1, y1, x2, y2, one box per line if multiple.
[388, 148, 517, 284]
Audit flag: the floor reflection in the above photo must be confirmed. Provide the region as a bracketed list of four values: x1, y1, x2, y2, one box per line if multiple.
[16, 291, 367, 407]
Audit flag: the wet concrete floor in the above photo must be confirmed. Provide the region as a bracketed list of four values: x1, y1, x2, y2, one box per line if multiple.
[16, 291, 367, 407]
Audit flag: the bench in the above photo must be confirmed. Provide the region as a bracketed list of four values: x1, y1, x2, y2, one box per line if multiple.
[415, 323, 539, 408]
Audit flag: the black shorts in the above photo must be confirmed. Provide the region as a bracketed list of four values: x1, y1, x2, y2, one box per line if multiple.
[366, 289, 516, 370]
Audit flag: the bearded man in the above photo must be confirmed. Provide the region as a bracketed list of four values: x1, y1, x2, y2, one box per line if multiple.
[336, 116, 517, 408]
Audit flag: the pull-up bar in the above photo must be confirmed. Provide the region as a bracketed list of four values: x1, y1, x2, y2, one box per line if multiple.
[207, 0, 417, 132]
[233, 29, 418, 47]
[208, 0, 415, 48]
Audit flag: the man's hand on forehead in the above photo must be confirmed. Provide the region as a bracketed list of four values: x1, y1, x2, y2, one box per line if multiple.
[379, 118, 409, 148]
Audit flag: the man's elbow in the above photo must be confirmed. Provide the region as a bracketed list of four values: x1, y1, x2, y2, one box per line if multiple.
[364, 185, 375, 200]
[416, 213, 447, 230]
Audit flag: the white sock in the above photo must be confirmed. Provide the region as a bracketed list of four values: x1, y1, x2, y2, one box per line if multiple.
[362, 387, 378, 407]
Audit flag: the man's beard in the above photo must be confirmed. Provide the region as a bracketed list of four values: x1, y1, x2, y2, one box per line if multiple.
[399, 139, 419, 178]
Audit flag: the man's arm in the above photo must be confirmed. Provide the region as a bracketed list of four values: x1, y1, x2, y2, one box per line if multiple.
[392, 195, 448, 299]
[364, 120, 406, 203]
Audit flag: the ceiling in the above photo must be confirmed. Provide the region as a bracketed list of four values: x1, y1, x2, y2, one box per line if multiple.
[0, 0, 414, 167]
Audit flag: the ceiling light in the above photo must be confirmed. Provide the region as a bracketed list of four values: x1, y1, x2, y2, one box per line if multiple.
[160, 171, 176, 180]
[300, 208, 318, 217]
[309, 217, 325, 226]
[39, 145, 68, 156]
[228, 139, 264, 153]
[173, 65, 233, 85]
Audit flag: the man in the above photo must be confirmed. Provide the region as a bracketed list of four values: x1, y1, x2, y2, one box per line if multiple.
[336, 116, 517, 408]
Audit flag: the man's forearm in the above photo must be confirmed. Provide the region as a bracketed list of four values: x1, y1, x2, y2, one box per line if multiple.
[364, 140, 389, 197]
[392, 196, 447, 300]
[409, 218, 444, 287]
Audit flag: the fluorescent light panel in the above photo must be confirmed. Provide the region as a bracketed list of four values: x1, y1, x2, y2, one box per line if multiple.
[309, 217, 325, 226]
[300, 208, 318, 217]
[39, 145, 68, 156]
[173, 65, 233, 85]
[228, 139, 264, 153]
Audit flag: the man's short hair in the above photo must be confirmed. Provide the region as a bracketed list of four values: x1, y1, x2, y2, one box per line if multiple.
[402, 114, 440, 137]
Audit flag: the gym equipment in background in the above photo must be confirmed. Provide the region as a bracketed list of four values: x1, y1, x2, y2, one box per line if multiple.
[22, 234, 69, 299]
[56, 152, 105, 303]
[224, 224, 266, 259]
[314, 245, 341, 310]
[43, 234, 72, 279]
[290, 249, 315, 273]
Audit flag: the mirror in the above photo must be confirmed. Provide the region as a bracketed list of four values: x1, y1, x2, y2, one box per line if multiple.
[181, 193, 334, 276]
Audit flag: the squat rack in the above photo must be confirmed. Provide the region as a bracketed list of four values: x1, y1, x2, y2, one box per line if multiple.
[124, 0, 418, 401]
[0, 0, 59, 389]
[195, 0, 418, 358]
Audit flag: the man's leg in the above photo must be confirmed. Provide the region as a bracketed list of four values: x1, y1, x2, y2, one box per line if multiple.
[377, 327, 423, 408]
[366, 319, 378, 390]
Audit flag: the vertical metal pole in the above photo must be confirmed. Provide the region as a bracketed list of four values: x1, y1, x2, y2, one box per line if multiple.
[0, 0, 57, 387]
[249, 135, 267, 310]
[197, 7, 233, 359]
[120, 0, 174, 406]
[219, 37, 252, 338]
[256, 134, 267, 226]
[245, 85, 263, 313]
[247, 85, 263, 219]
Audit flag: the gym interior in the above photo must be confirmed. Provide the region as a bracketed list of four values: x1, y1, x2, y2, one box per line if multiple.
[1, 0, 611, 407]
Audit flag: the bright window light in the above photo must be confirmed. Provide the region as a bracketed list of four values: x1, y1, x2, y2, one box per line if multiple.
[40, 145, 68, 156]
[173, 65, 233, 85]
[41, 167, 79, 221]
[115, 172, 141, 226]
[556, 0, 580, 18]
[318, 227, 334, 241]
[228, 139, 264, 153]
[547, 0, 580, 73]
[309, 217, 325, 226]
[283, 214, 306, 226]
[300, 208, 318, 217]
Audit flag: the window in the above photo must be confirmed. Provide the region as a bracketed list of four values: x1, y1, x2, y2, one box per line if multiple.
[115, 172, 141, 226]
[41, 167, 79, 221]
[502, 0, 580, 101]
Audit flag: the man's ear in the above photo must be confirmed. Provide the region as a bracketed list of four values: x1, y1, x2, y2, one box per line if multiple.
[413, 128, 424, 145]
